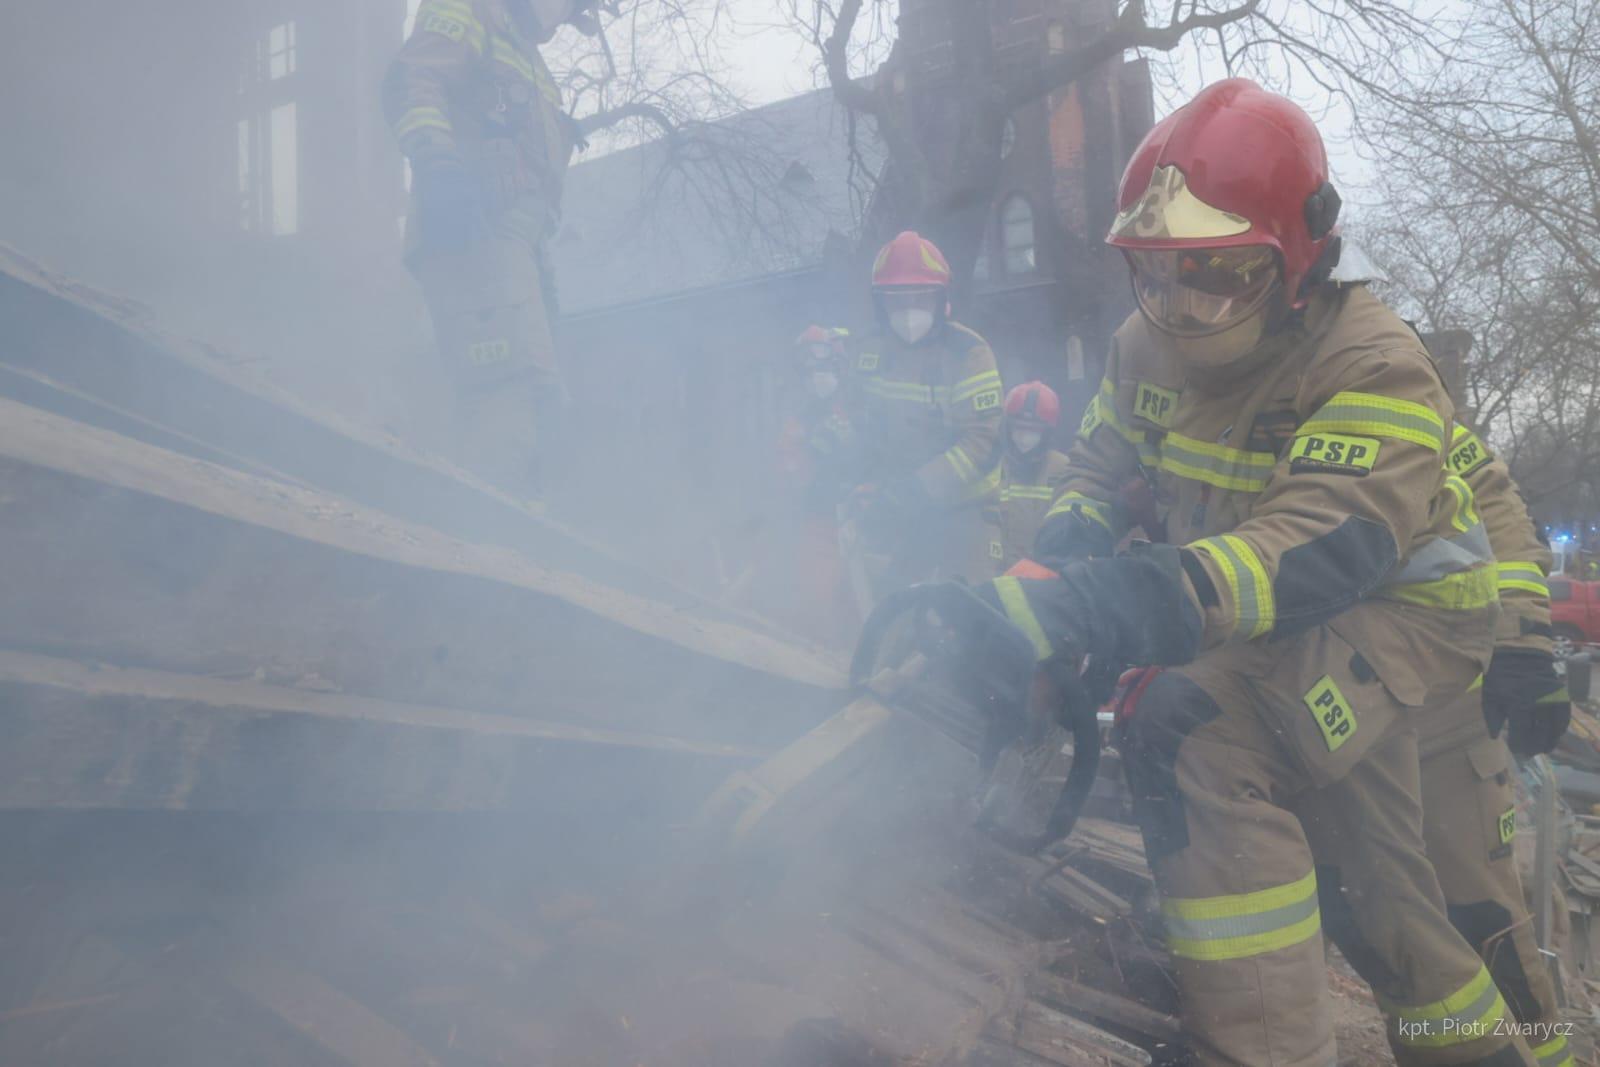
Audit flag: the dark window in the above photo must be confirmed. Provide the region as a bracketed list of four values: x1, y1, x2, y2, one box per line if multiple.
[1550, 579, 1572, 602]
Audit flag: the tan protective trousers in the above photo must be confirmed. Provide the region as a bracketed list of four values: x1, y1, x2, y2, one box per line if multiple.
[409, 195, 562, 499]
[1309, 692, 1571, 1067]
[1121, 605, 1535, 1066]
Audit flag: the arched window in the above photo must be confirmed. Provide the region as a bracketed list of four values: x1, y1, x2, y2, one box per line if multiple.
[1001, 195, 1036, 275]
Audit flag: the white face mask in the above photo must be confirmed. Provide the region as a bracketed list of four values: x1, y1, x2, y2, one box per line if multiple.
[890, 308, 935, 344]
[808, 370, 839, 399]
[1010, 428, 1044, 455]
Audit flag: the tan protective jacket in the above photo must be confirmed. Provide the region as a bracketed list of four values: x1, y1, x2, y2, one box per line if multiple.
[1052, 285, 1497, 698]
[384, 0, 574, 242]
[979, 450, 1074, 574]
[1449, 426, 1554, 653]
[846, 321, 1003, 506]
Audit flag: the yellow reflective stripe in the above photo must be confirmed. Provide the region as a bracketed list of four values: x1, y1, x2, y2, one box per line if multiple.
[1443, 474, 1480, 533]
[944, 445, 978, 484]
[1094, 380, 1147, 446]
[1379, 965, 1508, 1048]
[992, 577, 1052, 661]
[418, 0, 487, 52]
[1533, 1033, 1574, 1067]
[1468, 673, 1484, 691]
[1190, 534, 1275, 639]
[395, 106, 452, 139]
[1158, 433, 1275, 493]
[490, 35, 537, 82]
[950, 369, 1003, 404]
[1045, 491, 1115, 533]
[861, 378, 933, 402]
[1162, 870, 1321, 962]
[960, 464, 1004, 504]
[999, 485, 1054, 502]
[1497, 561, 1549, 597]
[1300, 391, 1445, 452]
[1380, 566, 1498, 611]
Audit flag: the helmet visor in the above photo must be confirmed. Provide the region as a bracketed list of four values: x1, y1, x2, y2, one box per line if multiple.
[1126, 246, 1280, 337]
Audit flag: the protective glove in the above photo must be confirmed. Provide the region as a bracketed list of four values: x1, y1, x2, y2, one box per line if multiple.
[857, 476, 930, 548]
[974, 546, 1202, 668]
[1032, 508, 1114, 571]
[413, 161, 489, 254]
[1482, 647, 1571, 757]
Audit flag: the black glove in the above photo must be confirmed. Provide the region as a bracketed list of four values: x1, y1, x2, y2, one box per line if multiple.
[413, 161, 489, 253]
[857, 477, 930, 547]
[1482, 647, 1571, 757]
[1033, 509, 1114, 570]
[974, 545, 1202, 667]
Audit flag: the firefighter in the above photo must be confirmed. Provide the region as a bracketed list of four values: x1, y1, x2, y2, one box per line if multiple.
[847, 231, 1003, 591]
[767, 326, 859, 642]
[979, 382, 1074, 575]
[980, 80, 1536, 1063]
[1310, 422, 1573, 1065]
[384, 0, 599, 497]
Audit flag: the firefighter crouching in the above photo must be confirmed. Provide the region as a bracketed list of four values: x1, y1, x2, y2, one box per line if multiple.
[982, 80, 1539, 1064]
[978, 382, 1074, 575]
[384, 0, 598, 498]
[846, 231, 1003, 593]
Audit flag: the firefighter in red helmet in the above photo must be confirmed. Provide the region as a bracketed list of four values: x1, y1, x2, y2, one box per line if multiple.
[976, 382, 1075, 574]
[970, 80, 1537, 1063]
[846, 231, 1003, 593]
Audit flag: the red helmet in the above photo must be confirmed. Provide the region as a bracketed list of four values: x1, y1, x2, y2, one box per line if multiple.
[794, 324, 848, 363]
[871, 231, 952, 291]
[1003, 381, 1061, 427]
[1108, 79, 1341, 316]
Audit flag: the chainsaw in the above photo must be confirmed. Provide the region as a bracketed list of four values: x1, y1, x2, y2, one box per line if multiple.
[849, 563, 1106, 854]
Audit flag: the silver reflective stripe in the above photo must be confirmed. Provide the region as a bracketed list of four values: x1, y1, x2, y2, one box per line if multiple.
[1534, 1035, 1572, 1067]
[1161, 891, 1319, 944]
[1310, 400, 1442, 441]
[1390, 978, 1503, 1046]
[1159, 434, 1274, 490]
[1386, 524, 1491, 586]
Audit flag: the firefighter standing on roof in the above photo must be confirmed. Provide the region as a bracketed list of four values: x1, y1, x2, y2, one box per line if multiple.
[384, 0, 598, 497]
[978, 382, 1074, 574]
[846, 231, 1003, 591]
[976, 80, 1537, 1064]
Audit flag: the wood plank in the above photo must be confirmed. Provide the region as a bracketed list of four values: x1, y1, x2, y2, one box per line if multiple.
[224, 956, 441, 1067]
[0, 243, 802, 641]
[0, 652, 756, 811]
[0, 396, 842, 689]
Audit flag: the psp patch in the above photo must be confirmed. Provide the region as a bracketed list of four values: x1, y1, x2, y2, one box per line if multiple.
[857, 352, 880, 372]
[1448, 430, 1492, 477]
[1134, 382, 1180, 429]
[988, 540, 1004, 560]
[1303, 675, 1356, 752]
[973, 388, 1002, 412]
[419, 11, 469, 41]
[466, 339, 511, 366]
[1288, 433, 1381, 477]
[1498, 806, 1517, 846]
